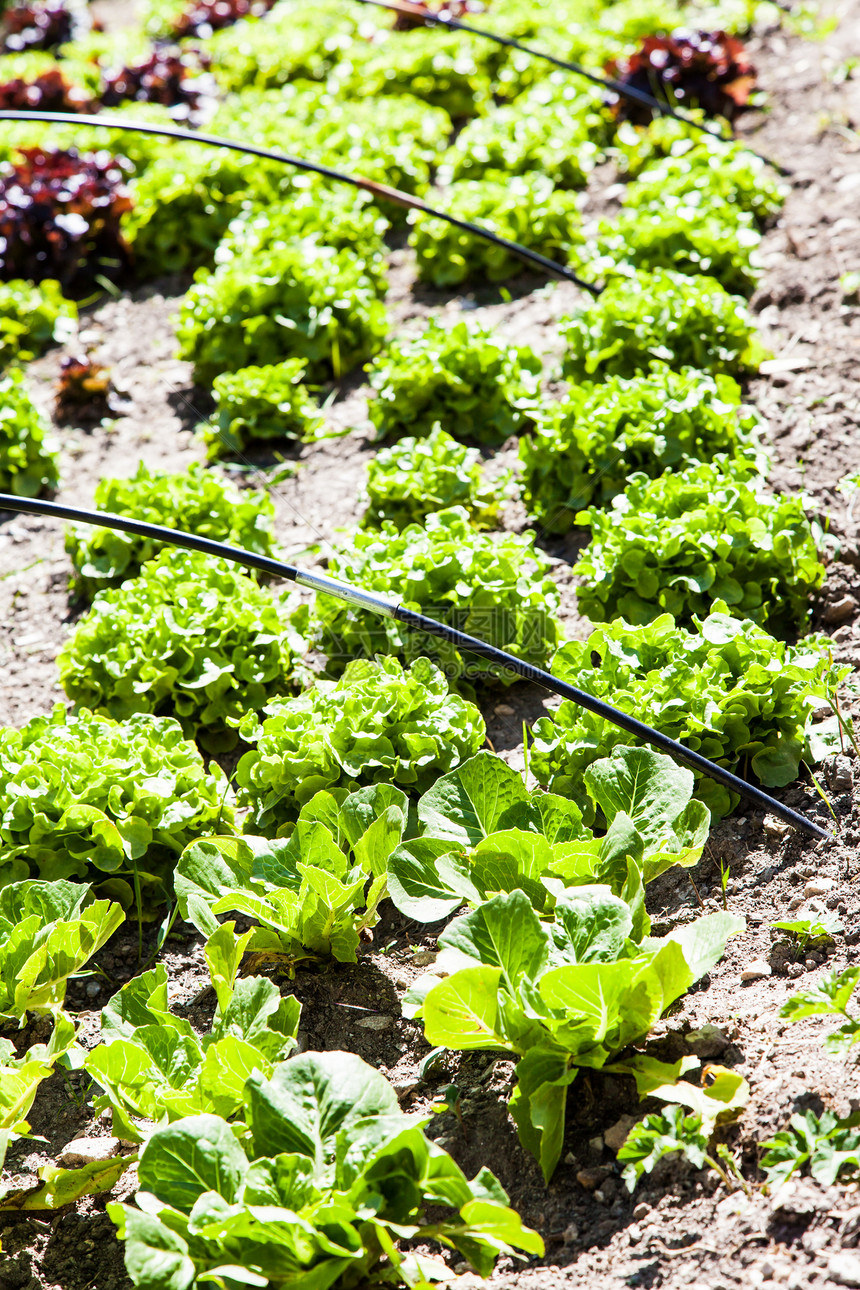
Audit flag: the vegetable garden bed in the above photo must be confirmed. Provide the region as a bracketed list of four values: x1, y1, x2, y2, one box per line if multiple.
[1, 0, 860, 1286]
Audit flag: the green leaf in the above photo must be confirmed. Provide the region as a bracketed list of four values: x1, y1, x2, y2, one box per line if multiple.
[420, 967, 508, 1052]
[437, 891, 550, 993]
[416, 751, 532, 846]
[138, 1114, 247, 1210]
[387, 837, 467, 922]
[243, 1052, 400, 1182]
[780, 966, 860, 1023]
[107, 1204, 196, 1290]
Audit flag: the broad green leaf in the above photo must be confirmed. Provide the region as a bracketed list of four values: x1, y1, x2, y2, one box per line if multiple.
[387, 838, 465, 922]
[549, 886, 633, 964]
[437, 891, 550, 993]
[107, 1204, 196, 1290]
[175, 837, 260, 939]
[584, 747, 696, 851]
[653, 911, 745, 983]
[417, 752, 531, 846]
[138, 1115, 247, 1210]
[244, 1052, 400, 1182]
[421, 967, 508, 1052]
[2, 1152, 136, 1211]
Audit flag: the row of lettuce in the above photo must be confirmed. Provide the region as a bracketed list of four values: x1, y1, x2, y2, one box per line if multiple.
[0, 0, 854, 1281]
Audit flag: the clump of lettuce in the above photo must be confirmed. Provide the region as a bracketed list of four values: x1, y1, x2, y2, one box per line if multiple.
[175, 241, 388, 385]
[367, 316, 541, 445]
[64, 461, 276, 599]
[58, 549, 300, 751]
[574, 457, 824, 633]
[0, 705, 234, 897]
[109, 1053, 542, 1290]
[0, 880, 124, 1025]
[177, 781, 412, 962]
[409, 172, 583, 287]
[332, 27, 494, 118]
[561, 268, 764, 381]
[301, 507, 562, 687]
[529, 607, 847, 818]
[211, 86, 451, 222]
[624, 146, 788, 225]
[0, 279, 76, 365]
[213, 186, 388, 286]
[364, 424, 512, 531]
[406, 889, 743, 1182]
[236, 655, 486, 831]
[0, 366, 59, 497]
[438, 95, 604, 189]
[204, 0, 389, 92]
[85, 946, 300, 1141]
[200, 359, 324, 459]
[388, 745, 710, 925]
[594, 196, 763, 297]
[519, 364, 763, 532]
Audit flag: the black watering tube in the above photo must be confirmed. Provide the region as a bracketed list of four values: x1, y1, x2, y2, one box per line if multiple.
[0, 493, 830, 843]
[350, 0, 791, 176]
[0, 110, 602, 296]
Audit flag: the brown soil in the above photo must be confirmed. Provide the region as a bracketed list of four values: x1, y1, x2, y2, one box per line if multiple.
[3, 3, 860, 1289]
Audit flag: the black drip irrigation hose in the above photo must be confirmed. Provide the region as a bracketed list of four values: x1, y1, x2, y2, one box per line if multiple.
[0, 493, 830, 843]
[352, 0, 792, 178]
[0, 109, 602, 296]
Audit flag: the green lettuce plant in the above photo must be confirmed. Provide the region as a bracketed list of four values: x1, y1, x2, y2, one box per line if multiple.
[175, 242, 388, 385]
[0, 279, 76, 365]
[108, 1053, 542, 1289]
[0, 705, 233, 897]
[177, 781, 411, 962]
[200, 360, 324, 459]
[367, 317, 541, 445]
[85, 937, 301, 1142]
[519, 364, 763, 532]
[594, 197, 763, 297]
[561, 268, 764, 380]
[410, 173, 583, 287]
[762, 1107, 860, 1188]
[388, 746, 710, 924]
[439, 98, 603, 188]
[64, 461, 276, 598]
[624, 147, 788, 224]
[528, 607, 847, 818]
[332, 27, 493, 118]
[405, 889, 743, 1181]
[235, 656, 485, 829]
[204, 0, 387, 92]
[211, 87, 451, 220]
[57, 550, 300, 752]
[301, 507, 562, 686]
[0, 367, 59, 497]
[363, 424, 512, 531]
[574, 458, 824, 632]
[0, 880, 124, 1026]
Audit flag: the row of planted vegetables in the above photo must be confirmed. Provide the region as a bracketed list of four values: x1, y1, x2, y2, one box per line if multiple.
[1, 0, 857, 1284]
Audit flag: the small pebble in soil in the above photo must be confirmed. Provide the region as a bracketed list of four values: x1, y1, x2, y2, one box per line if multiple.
[804, 878, 834, 897]
[788, 961, 805, 977]
[85, 981, 101, 997]
[741, 959, 772, 981]
[829, 1252, 860, 1287]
